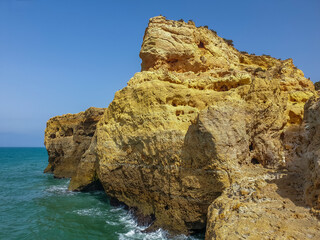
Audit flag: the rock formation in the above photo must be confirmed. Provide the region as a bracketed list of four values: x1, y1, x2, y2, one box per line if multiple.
[44, 16, 320, 238]
[301, 97, 320, 212]
[44, 107, 105, 179]
[204, 95, 320, 239]
[205, 166, 320, 239]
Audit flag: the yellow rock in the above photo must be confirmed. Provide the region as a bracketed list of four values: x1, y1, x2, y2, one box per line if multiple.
[44, 107, 105, 180]
[300, 97, 320, 210]
[93, 16, 316, 234]
[45, 16, 318, 237]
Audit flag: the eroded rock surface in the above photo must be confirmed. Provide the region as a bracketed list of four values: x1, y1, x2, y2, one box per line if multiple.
[93, 16, 315, 234]
[45, 16, 319, 237]
[301, 97, 320, 212]
[206, 167, 320, 240]
[44, 107, 105, 178]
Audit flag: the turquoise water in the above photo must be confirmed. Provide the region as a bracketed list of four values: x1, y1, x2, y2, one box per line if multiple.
[0, 148, 203, 240]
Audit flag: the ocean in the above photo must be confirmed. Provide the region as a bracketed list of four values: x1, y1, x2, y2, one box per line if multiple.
[0, 148, 204, 240]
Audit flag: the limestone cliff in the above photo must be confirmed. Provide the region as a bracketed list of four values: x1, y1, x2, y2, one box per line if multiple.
[205, 166, 320, 239]
[204, 96, 320, 239]
[45, 16, 318, 238]
[93, 16, 315, 234]
[300, 97, 320, 212]
[44, 107, 105, 179]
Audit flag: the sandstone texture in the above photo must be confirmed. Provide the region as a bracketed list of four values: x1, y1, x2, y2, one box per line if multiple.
[301, 97, 320, 212]
[206, 167, 320, 240]
[44, 107, 105, 178]
[44, 16, 319, 239]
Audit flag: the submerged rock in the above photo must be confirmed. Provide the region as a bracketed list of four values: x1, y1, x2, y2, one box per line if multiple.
[44, 16, 319, 238]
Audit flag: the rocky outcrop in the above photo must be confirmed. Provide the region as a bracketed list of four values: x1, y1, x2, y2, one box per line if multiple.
[45, 16, 319, 237]
[301, 97, 320, 212]
[205, 167, 320, 239]
[93, 16, 315, 234]
[203, 97, 320, 240]
[44, 107, 105, 178]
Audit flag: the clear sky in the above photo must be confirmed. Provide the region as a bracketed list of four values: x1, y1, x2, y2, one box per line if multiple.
[0, 0, 319, 147]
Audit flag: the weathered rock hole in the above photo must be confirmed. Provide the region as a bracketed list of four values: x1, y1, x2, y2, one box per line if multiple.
[79, 178, 104, 192]
[84, 120, 94, 129]
[249, 143, 254, 151]
[110, 197, 127, 208]
[186, 220, 207, 237]
[219, 85, 228, 91]
[176, 110, 184, 116]
[254, 67, 264, 73]
[172, 98, 186, 107]
[65, 128, 73, 136]
[313, 194, 318, 202]
[54, 150, 64, 157]
[87, 132, 94, 137]
[167, 59, 178, 64]
[280, 132, 285, 140]
[49, 133, 56, 139]
[190, 227, 206, 237]
[198, 41, 205, 48]
[251, 158, 260, 165]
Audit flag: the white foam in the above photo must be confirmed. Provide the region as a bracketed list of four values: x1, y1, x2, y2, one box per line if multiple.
[119, 213, 138, 227]
[44, 180, 201, 239]
[46, 185, 69, 194]
[45, 179, 76, 195]
[115, 211, 171, 240]
[118, 228, 169, 240]
[110, 207, 123, 213]
[124, 229, 136, 237]
[105, 220, 118, 226]
[73, 208, 104, 216]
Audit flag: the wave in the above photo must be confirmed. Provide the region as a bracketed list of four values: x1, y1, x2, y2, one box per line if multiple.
[116, 210, 199, 240]
[45, 185, 75, 195]
[43, 178, 202, 240]
[118, 227, 168, 240]
[73, 208, 104, 217]
[45, 179, 78, 195]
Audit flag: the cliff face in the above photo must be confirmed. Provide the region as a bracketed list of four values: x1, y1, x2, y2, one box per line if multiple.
[205, 166, 320, 239]
[44, 16, 319, 237]
[93, 16, 314, 234]
[204, 96, 320, 239]
[44, 107, 105, 179]
[301, 97, 320, 212]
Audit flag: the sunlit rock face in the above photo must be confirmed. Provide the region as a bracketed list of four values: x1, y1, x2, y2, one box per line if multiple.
[45, 16, 318, 237]
[93, 16, 315, 234]
[44, 107, 105, 179]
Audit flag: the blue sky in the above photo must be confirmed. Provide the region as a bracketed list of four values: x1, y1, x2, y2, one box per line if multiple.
[0, 0, 319, 147]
